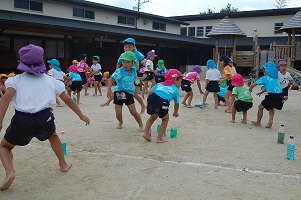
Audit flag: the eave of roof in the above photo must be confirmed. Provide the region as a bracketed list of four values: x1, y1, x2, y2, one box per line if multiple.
[50, 0, 189, 25]
[280, 9, 301, 33]
[0, 10, 212, 46]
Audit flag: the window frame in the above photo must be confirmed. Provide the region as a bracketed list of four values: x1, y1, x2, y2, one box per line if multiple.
[14, 0, 43, 12]
[274, 23, 284, 35]
[180, 27, 187, 36]
[117, 16, 135, 26]
[205, 26, 213, 36]
[188, 27, 196, 37]
[196, 26, 204, 37]
[73, 7, 95, 20]
[152, 22, 166, 31]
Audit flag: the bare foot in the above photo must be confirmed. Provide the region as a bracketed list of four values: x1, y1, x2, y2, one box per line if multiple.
[186, 105, 195, 108]
[116, 123, 123, 129]
[241, 119, 247, 124]
[230, 120, 235, 123]
[143, 133, 151, 141]
[98, 94, 102, 96]
[182, 102, 187, 106]
[140, 106, 146, 114]
[84, 93, 89, 96]
[265, 121, 273, 128]
[0, 173, 15, 190]
[139, 125, 145, 132]
[251, 121, 261, 126]
[77, 102, 81, 105]
[156, 138, 167, 143]
[93, 93, 97, 96]
[61, 163, 72, 172]
[214, 106, 218, 109]
[225, 109, 232, 113]
[56, 104, 62, 107]
[100, 102, 110, 107]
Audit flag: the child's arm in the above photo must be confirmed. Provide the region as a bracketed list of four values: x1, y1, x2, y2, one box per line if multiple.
[249, 82, 257, 92]
[139, 73, 147, 80]
[59, 92, 90, 125]
[197, 80, 204, 94]
[0, 88, 16, 131]
[116, 62, 121, 69]
[107, 77, 115, 98]
[173, 103, 179, 117]
[256, 90, 265, 97]
[140, 59, 146, 66]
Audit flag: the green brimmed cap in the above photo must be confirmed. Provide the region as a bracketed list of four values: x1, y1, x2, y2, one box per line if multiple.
[121, 51, 136, 61]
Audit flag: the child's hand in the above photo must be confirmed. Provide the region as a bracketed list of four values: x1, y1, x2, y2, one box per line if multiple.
[173, 112, 179, 117]
[79, 115, 90, 126]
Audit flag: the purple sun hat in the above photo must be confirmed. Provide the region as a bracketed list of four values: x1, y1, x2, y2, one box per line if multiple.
[190, 65, 202, 73]
[17, 44, 47, 75]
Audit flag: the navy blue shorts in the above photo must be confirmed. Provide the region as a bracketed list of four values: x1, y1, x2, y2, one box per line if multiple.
[233, 100, 253, 112]
[70, 81, 83, 92]
[218, 95, 225, 102]
[181, 79, 192, 92]
[206, 81, 220, 92]
[144, 71, 155, 81]
[261, 93, 283, 111]
[79, 72, 87, 84]
[94, 74, 102, 82]
[4, 108, 56, 146]
[147, 93, 169, 118]
[155, 75, 165, 83]
[113, 91, 135, 105]
[227, 80, 234, 91]
[282, 86, 289, 97]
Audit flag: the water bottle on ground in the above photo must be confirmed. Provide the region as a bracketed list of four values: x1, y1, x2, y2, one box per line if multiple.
[72, 93, 77, 102]
[156, 124, 166, 137]
[170, 117, 178, 138]
[286, 135, 295, 160]
[277, 124, 285, 144]
[60, 131, 67, 155]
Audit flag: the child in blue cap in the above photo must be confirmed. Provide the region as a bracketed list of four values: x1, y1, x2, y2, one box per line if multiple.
[249, 62, 283, 128]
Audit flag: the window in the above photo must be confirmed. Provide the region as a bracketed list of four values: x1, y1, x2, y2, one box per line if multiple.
[0, 37, 10, 51]
[188, 27, 195, 37]
[14, 0, 43, 12]
[274, 23, 284, 34]
[205, 26, 212, 36]
[180, 27, 187, 36]
[73, 8, 95, 20]
[152, 22, 166, 31]
[117, 16, 135, 26]
[196, 27, 204, 37]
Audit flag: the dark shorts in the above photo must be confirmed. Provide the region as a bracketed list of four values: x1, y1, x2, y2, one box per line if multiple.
[282, 86, 289, 97]
[79, 72, 87, 84]
[94, 74, 102, 82]
[147, 93, 169, 118]
[261, 93, 283, 111]
[4, 108, 55, 146]
[181, 79, 192, 92]
[113, 91, 135, 105]
[155, 75, 165, 83]
[70, 81, 83, 92]
[218, 95, 225, 102]
[206, 81, 220, 92]
[144, 71, 155, 81]
[227, 80, 234, 91]
[233, 100, 253, 112]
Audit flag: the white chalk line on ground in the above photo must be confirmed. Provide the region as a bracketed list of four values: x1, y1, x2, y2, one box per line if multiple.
[27, 144, 301, 179]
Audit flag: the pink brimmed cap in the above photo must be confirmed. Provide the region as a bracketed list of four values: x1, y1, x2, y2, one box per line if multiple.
[69, 65, 78, 73]
[161, 69, 183, 86]
[231, 74, 244, 87]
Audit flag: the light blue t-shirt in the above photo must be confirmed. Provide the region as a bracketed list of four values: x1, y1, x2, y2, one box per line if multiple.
[111, 67, 136, 95]
[218, 87, 227, 98]
[255, 76, 282, 94]
[117, 49, 144, 70]
[69, 72, 82, 82]
[152, 83, 180, 104]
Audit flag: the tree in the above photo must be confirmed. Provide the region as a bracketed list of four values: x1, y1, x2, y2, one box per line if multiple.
[200, 8, 216, 14]
[274, 0, 290, 9]
[220, 3, 239, 13]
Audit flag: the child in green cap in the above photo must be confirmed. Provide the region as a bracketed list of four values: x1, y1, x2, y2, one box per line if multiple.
[155, 59, 168, 83]
[107, 51, 144, 131]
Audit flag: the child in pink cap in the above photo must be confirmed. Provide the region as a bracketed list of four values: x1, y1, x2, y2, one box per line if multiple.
[143, 69, 183, 143]
[0, 44, 90, 190]
[230, 74, 253, 124]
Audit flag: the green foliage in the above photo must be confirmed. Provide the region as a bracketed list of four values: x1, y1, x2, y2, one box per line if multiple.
[200, 3, 239, 14]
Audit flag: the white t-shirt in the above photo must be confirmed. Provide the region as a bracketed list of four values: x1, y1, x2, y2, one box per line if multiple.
[205, 68, 222, 81]
[145, 60, 154, 72]
[91, 63, 102, 76]
[278, 71, 293, 88]
[48, 68, 65, 81]
[5, 72, 65, 113]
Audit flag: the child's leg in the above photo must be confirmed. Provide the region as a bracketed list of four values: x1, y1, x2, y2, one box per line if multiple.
[134, 86, 146, 114]
[100, 94, 113, 107]
[157, 114, 169, 143]
[252, 104, 265, 126]
[142, 81, 149, 99]
[202, 91, 209, 108]
[76, 91, 81, 105]
[84, 83, 89, 96]
[150, 79, 156, 88]
[230, 105, 236, 123]
[93, 81, 99, 96]
[143, 114, 158, 141]
[224, 90, 232, 112]
[186, 91, 194, 108]
[242, 111, 247, 124]
[0, 139, 16, 190]
[48, 133, 72, 172]
[97, 82, 102, 95]
[115, 104, 123, 129]
[266, 108, 275, 128]
[213, 92, 219, 109]
[181, 92, 190, 106]
[127, 103, 144, 131]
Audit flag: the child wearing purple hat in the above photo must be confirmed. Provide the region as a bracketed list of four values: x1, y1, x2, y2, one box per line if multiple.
[142, 50, 157, 99]
[181, 65, 204, 108]
[0, 44, 90, 190]
[277, 60, 294, 101]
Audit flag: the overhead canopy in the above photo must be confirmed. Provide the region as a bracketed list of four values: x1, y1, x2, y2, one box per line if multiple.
[280, 9, 301, 34]
[207, 16, 246, 38]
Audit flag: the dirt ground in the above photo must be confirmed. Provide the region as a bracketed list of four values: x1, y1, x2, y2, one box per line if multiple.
[1, 82, 301, 200]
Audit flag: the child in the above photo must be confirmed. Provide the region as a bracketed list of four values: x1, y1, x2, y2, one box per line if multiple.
[218, 85, 227, 105]
[155, 59, 167, 83]
[47, 59, 66, 107]
[278, 61, 294, 101]
[202, 60, 222, 109]
[230, 74, 253, 124]
[86, 71, 94, 88]
[247, 73, 255, 87]
[181, 65, 204, 108]
[142, 50, 157, 99]
[0, 74, 8, 97]
[68, 65, 83, 105]
[220, 54, 236, 113]
[91, 55, 102, 96]
[0, 44, 90, 190]
[107, 51, 144, 131]
[291, 75, 300, 90]
[101, 71, 110, 86]
[77, 54, 90, 96]
[66, 60, 78, 97]
[143, 69, 183, 143]
[249, 62, 283, 128]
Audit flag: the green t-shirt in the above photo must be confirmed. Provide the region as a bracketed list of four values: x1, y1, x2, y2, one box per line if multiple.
[232, 86, 253, 102]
